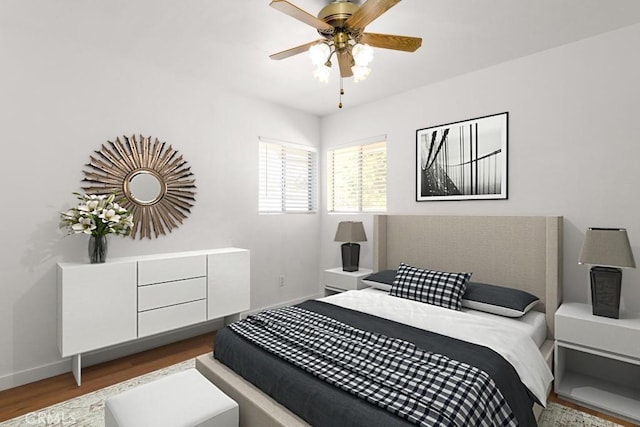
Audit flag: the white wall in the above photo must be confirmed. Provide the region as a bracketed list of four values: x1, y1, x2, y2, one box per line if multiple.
[320, 24, 640, 312]
[0, 15, 321, 389]
[3, 6, 639, 394]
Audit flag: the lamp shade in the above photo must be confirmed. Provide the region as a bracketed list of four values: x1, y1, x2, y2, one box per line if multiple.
[334, 221, 367, 243]
[578, 228, 636, 268]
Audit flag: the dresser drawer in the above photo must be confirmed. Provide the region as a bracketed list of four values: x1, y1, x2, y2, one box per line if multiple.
[138, 277, 206, 311]
[138, 255, 206, 285]
[138, 299, 207, 338]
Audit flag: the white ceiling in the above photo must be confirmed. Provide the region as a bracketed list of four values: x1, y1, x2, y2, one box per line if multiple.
[5, 0, 640, 116]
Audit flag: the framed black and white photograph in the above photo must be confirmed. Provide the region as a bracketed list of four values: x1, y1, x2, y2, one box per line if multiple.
[416, 112, 508, 201]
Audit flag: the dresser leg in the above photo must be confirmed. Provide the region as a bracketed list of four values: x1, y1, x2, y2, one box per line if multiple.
[71, 354, 82, 386]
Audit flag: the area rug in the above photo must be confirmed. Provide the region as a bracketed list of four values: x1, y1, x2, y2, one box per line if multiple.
[0, 358, 623, 427]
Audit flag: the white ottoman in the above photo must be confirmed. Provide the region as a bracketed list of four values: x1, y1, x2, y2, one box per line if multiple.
[105, 368, 238, 427]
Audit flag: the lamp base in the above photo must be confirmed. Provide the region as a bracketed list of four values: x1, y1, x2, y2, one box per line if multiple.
[590, 266, 622, 319]
[341, 243, 361, 272]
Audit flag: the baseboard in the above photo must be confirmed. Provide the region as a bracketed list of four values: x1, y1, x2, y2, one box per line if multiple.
[0, 319, 223, 392]
[0, 359, 72, 393]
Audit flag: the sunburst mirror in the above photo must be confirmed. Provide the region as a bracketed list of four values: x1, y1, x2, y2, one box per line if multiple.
[81, 134, 196, 239]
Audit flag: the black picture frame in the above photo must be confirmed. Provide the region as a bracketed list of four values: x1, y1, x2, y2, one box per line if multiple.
[416, 112, 508, 201]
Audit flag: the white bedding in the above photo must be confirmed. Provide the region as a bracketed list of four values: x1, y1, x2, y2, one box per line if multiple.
[462, 306, 548, 348]
[319, 288, 553, 407]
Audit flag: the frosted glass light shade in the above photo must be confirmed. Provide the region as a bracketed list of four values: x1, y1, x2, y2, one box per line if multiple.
[313, 65, 331, 83]
[352, 43, 374, 66]
[352, 65, 371, 82]
[309, 43, 330, 66]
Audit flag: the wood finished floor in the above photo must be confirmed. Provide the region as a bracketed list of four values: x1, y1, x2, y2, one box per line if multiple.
[0, 330, 635, 426]
[546, 393, 636, 427]
[0, 332, 215, 423]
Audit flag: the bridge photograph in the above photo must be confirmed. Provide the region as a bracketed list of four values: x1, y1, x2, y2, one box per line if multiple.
[416, 112, 508, 201]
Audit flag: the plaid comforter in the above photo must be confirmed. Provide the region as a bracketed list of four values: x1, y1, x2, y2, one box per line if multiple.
[229, 306, 517, 427]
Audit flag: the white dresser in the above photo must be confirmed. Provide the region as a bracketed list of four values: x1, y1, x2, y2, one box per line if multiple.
[57, 248, 249, 385]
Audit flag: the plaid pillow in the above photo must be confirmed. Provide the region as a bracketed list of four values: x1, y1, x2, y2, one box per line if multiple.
[390, 263, 471, 310]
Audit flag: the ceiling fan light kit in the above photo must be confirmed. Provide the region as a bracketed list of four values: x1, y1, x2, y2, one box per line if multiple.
[270, 0, 422, 108]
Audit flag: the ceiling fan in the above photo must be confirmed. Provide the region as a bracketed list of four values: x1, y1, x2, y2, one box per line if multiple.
[269, 0, 422, 106]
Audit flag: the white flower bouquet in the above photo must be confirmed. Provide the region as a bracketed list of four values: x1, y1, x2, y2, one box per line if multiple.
[60, 193, 134, 237]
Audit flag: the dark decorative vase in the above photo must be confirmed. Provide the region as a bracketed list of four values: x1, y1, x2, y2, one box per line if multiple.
[590, 266, 622, 318]
[341, 243, 361, 272]
[88, 234, 108, 264]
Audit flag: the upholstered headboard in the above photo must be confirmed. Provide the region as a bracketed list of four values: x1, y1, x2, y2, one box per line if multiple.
[373, 215, 563, 338]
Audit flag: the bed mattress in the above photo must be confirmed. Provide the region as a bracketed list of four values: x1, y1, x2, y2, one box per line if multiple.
[320, 288, 552, 405]
[328, 288, 548, 348]
[215, 298, 544, 426]
[462, 304, 547, 348]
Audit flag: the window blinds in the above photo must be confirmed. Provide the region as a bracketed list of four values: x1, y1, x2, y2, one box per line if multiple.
[328, 140, 387, 212]
[259, 139, 317, 213]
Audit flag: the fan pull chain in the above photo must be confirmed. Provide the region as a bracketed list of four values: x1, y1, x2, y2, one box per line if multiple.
[339, 78, 344, 109]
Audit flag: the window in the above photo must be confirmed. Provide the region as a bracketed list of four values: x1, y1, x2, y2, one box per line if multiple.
[327, 139, 387, 212]
[259, 138, 317, 213]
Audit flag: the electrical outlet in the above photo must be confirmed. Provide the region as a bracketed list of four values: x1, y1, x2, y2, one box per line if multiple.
[279, 275, 285, 287]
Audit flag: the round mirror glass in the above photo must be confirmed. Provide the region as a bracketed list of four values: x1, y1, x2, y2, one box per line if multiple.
[127, 171, 163, 204]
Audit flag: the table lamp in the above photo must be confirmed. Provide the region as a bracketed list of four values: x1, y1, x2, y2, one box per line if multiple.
[334, 221, 367, 272]
[578, 227, 635, 318]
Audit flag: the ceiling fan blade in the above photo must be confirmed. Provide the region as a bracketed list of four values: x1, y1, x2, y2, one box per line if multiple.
[336, 50, 354, 78]
[345, 0, 401, 30]
[270, 39, 325, 60]
[360, 32, 422, 52]
[270, 0, 334, 33]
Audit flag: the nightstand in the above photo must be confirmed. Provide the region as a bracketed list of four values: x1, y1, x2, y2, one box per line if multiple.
[324, 267, 373, 295]
[554, 302, 640, 424]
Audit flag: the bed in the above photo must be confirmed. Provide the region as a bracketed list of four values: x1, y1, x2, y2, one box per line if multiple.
[196, 215, 563, 426]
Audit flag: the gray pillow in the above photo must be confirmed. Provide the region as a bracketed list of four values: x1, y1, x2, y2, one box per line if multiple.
[361, 270, 396, 292]
[364, 270, 539, 318]
[462, 281, 539, 317]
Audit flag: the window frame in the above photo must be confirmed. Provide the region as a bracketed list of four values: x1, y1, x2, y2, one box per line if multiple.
[327, 138, 387, 213]
[258, 138, 318, 214]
